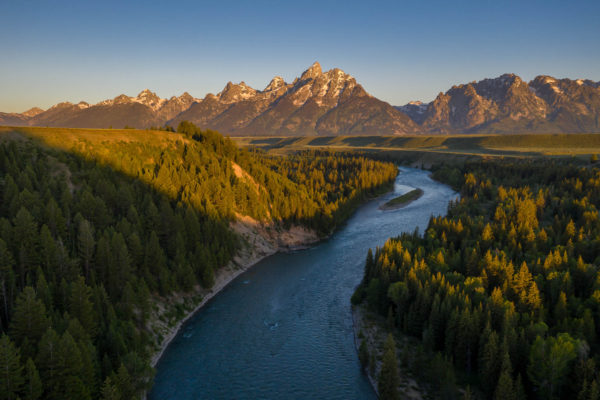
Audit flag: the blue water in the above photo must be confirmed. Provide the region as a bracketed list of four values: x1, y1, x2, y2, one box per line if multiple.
[149, 167, 457, 399]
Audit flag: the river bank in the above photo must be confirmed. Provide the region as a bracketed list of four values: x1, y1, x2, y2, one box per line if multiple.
[147, 174, 399, 369]
[351, 305, 427, 399]
[148, 217, 320, 368]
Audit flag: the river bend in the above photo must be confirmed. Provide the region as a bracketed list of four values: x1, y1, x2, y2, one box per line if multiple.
[149, 167, 457, 399]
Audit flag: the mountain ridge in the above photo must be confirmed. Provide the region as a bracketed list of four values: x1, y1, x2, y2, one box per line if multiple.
[399, 74, 600, 134]
[2, 63, 599, 135]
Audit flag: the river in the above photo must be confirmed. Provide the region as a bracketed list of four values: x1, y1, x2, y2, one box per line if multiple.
[149, 167, 457, 399]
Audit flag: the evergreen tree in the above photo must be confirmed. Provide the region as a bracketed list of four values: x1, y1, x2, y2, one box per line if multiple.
[494, 350, 515, 400]
[112, 364, 134, 400]
[590, 380, 600, 400]
[77, 219, 95, 279]
[36, 328, 60, 397]
[52, 332, 89, 400]
[480, 329, 501, 396]
[378, 334, 400, 400]
[515, 373, 526, 400]
[69, 276, 97, 337]
[528, 334, 579, 399]
[0, 239, 14, 331]
[201, 264, 215, 288]
[0, 334, 24, 400]
[9, 287, 49, 351]
[100, 377, 121, 400]
[12, 207, 38, 286]
[22, 358, 42, 400]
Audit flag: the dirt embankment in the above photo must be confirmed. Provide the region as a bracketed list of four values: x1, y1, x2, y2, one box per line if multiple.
[148, 159, 324, 368]
[148, 215, 320, 368]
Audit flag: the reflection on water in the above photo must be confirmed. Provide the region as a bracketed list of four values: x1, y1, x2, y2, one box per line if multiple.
[149, 167, 457, 400]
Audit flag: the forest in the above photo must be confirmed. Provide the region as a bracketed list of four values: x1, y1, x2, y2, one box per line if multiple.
[0, 123, 397, 399]
[353, 158, 600, 399]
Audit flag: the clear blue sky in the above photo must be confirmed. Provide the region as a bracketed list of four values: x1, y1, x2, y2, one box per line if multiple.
[1, 0, 599, 112]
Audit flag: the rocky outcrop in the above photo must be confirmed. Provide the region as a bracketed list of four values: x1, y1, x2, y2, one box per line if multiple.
[171, 62, 418, 135]
[401, 74, 599, 133]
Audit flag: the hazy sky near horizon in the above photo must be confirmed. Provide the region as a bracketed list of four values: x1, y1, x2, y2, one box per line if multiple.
[1, 0, 599, 112]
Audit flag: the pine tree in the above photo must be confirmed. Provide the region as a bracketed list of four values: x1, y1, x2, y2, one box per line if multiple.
[528, 333, 579, 399]
[69, 276, 97, 337]
[494, 350, 515, 400]
[480, 329, 500, 396]
[100, 377, 121, 400]
[554, 291, 568, 324]
[112, 364, 134, 400]
[22, 358, 42, 400]
[0, 334, 24, 400]
[482, 223, 494, 243]
[34, 270, 52, 312]
[9, 287, 49, 351]
[36, 328, 60, 397]
[38, 225, 55, 272]
[0, 239, 15, 331]
[108, 233, 131, 298]
[515, 373, 526, 400]
[12, 207, 39, 286]
[590, 380, 600, 400]
[201, 263, 215, 288]
[77, 219, 95, 280]
[378, 334, 399, 400]
[45, 331, 91, 400]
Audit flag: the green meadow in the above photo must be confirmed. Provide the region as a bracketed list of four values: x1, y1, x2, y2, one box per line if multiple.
[232, 133, 600, 159]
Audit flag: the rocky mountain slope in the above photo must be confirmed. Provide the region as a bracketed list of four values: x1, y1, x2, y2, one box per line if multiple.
[1, 90, 200, 129]
[2, 64, 599, 135]
[0, 62, 418, 135]
[166, 62, 418, 135]
[398, 74, 600, 134]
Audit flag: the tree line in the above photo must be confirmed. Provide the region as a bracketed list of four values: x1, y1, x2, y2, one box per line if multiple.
[354, 159, 600, 399]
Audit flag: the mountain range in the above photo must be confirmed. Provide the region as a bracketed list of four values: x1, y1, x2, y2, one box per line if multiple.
[2, 62, 599, 135]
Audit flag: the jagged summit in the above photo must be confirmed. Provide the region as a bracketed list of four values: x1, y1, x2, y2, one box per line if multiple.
[21, 107, 44, 117]
[218, 81, 257, 103]
[300, 61, 323, 80]
[265, 76, 286, 91]
[168, 61, 415, 135]
[396, 73, 599, 134]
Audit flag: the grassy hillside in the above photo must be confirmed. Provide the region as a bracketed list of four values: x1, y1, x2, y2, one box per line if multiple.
[232, 133, 600, 158]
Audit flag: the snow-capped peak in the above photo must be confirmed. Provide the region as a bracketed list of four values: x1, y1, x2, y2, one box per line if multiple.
[265, 76, 286, 91]
[399, 101, 428, 114]
[133, 89, 165, 110]
[218, 81, 257, 103]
